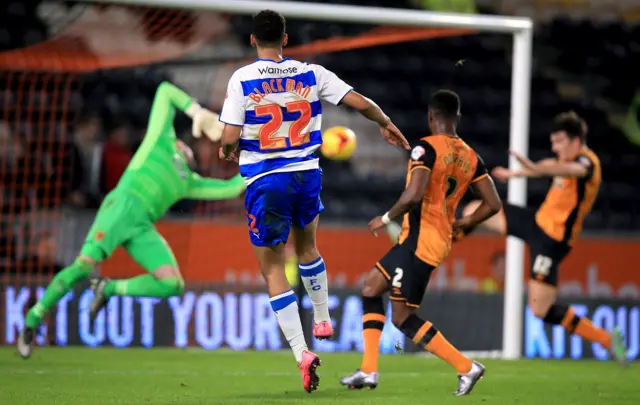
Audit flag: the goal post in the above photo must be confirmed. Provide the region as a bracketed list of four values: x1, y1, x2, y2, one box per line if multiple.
[79, 0, 533, 359]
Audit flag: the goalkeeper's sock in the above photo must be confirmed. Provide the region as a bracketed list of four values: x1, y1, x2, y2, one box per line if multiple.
[543, 304, 611, 349]
[400, 314, 472, 375]
[25, 259, 94, 328]
[360, 296, 385, 373]
[103, 275, 185, 298]
[270, 289, 307, 363]
[299, 256, 331, 323]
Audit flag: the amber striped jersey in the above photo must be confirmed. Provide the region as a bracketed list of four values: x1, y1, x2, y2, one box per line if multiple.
[399, 134, 488, 266]
[535, 147, 601, 246]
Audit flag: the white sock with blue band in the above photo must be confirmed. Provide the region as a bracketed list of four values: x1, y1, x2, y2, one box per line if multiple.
[299, 256, 331, 323]
[270, 289, 307, 363]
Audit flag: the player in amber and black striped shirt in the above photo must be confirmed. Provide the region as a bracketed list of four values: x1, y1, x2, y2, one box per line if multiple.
[341, 90, 502, 396]
[462, 111, 627, 364]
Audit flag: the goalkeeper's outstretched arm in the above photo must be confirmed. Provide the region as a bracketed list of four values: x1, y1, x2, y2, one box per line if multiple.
[186, 173, 246, 200]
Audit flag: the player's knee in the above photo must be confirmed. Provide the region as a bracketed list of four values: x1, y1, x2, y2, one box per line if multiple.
[75, 256, 97, 277]
[154, 266, 184, 296]
[156, 275, 185, 296]
[361, 269, 386, 297]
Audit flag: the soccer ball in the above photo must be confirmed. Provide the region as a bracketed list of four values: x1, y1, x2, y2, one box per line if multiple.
[320, 126, 356, 160]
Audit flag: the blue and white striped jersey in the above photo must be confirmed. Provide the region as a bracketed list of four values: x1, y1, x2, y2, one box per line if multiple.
[219, 58, 353, 185]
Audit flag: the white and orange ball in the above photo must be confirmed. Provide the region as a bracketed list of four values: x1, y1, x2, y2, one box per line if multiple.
[320, 126, 356, 160]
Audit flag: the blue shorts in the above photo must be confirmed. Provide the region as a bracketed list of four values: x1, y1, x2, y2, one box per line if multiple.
[245, 169, 324, 247]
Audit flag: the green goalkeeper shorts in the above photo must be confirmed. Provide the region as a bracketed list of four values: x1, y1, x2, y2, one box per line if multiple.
[80, 191, 178, 272]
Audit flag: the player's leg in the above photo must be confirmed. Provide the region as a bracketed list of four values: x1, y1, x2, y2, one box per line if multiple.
[339, 265, 388, 389]
[247, 173, 319, 393]
[18, 193, 125, 358]
[527, 244, 627, 364]
[462, 200, 506, 234]
[388, 255, 483, 396]
[291, 169, 332, 337]
[89, 227, 184, 317]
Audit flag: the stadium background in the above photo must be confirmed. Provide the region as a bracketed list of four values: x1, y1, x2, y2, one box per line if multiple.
[0, 0, 639, 361]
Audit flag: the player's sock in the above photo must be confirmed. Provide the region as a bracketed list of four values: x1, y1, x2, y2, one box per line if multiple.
[543, 304, 612, 349]
[360, 296, 385, 373]
[298, 256, 330, 323]
[25, 259, 94, 328]
[400, 314, 472, 374]
[103, 275, 185, 298]
[270, 289, 307, 363]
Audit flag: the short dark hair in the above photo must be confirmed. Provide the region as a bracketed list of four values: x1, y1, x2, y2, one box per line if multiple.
[252, 10, 286, 47]
[552, 111, 587, 143]
[429, 90, 461, 119]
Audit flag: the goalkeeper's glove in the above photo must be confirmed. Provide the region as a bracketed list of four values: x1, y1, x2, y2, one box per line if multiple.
[187, 102, 225, 142]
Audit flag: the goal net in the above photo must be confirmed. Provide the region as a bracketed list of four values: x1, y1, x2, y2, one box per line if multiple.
[0, 0, 532, 358]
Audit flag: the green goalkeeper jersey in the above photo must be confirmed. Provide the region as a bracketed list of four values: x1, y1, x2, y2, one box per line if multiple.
[116, 81, 244, 221]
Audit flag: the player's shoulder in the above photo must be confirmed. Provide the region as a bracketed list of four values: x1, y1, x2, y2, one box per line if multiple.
[576, 147, 600, 166]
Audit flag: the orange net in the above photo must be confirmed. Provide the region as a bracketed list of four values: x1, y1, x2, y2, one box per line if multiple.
[0, 3, 477, 343]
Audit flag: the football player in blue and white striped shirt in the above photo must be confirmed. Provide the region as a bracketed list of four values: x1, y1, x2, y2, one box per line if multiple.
[219, 9, 409, 393]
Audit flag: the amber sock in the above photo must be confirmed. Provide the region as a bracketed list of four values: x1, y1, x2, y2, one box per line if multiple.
[360, 296, 385, 373]
[400, 314, 472, 374]
[546, 305, 611, 350]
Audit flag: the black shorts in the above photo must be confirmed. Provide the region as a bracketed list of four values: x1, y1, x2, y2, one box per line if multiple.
[375, 244, 436, 307]
[504, 204, 571, 286]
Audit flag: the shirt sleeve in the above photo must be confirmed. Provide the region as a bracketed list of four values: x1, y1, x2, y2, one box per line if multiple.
[219, 72, 245, 127]
[312, 64, 353, 106]
[186, 173, 246, 200]
[575, 154, 594, 179]
[471, 152, 489, 183]
[409, 141, 436, 172]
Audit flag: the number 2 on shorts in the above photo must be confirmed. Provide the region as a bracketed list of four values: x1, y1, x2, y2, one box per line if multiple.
[392, 268, 404, 288]
[255, 101, 312, 150]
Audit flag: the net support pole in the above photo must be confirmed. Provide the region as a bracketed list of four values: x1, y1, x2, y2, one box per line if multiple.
[502, 27, 533, 360]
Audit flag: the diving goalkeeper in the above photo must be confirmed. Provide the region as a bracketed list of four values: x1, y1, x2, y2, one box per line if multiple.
[17, 81, 246, 359]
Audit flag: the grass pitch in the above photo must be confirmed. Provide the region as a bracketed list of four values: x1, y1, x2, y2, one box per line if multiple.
[0, 347, 637, 405]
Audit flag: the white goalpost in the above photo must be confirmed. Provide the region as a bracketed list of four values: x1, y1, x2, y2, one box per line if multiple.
[82, 0, 533, 360]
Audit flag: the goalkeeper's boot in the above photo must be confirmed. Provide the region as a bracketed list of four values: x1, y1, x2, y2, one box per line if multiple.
[17, 326, 35, 359]
[339, 369, 379, 390]
[610, 327, 628, 367]
[298, 350, 321, 393]
[89, 278, 111, 320]
[454, 361, 485, 396]
[313, 321, 334, 340]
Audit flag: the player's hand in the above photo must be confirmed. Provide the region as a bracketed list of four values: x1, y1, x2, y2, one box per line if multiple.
[218, 147, 238, 162]
[452, 216, 475, 238]
[380, 122, 410, 150]
[368, 216, 387, 237]
[192, 107, 224, 142]
[491, 166, 511, 183]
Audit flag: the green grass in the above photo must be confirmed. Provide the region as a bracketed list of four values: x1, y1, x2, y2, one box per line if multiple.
[0, 347, 637, 405]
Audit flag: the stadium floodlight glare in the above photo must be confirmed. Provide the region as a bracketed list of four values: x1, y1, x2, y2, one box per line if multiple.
[80, 0, 532, 360]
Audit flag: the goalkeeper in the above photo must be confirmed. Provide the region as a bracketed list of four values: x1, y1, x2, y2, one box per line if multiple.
[17, 82, 245, 359]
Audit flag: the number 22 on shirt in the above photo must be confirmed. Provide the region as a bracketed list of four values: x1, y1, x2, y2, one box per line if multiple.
[255, 100, 312, 150]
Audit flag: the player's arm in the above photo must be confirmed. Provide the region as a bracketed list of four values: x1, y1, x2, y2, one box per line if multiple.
[186, 173, 246, 200]
[313, 64, 409, 150]
[491, 157, 556, 182]
[219, 72, 245, 159]
[368, 143, 434, 236]
[454, 154, 502, 237]
[510, 151, 593, 178]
